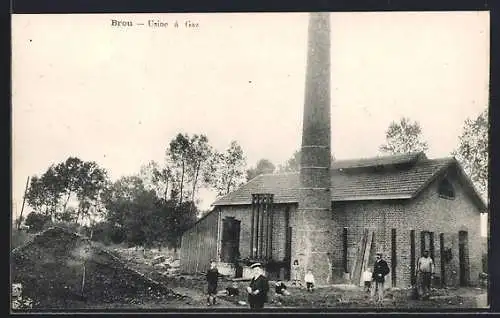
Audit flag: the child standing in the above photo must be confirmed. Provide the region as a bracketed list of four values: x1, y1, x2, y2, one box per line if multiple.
[363, 269, 372, 293]
[206, 260, 219, 306]
[304, 270, 315, 292]
[292, 260, 300, 286]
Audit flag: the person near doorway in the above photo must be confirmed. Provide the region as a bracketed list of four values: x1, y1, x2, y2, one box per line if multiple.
[363, 269, 373, 293]
[304, 270, 315, 292]
[246, 262, 270, 310]
[206, 260, 219, 306]
[371, 252, 390, 304]
[292, 260, 300, 286]
[416, 250, 434, 300]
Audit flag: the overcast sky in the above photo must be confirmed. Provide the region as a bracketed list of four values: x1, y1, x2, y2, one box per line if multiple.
[12, 12, 489, 229]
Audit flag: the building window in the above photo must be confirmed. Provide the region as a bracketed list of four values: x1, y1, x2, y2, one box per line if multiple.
[438, 178, 455, 199]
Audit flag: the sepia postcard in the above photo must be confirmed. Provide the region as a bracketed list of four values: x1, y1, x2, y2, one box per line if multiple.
[11, 11, 490, 312]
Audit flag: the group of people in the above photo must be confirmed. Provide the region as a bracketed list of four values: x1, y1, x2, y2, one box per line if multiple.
[363, 252, 391, 304]
[205, 260, 312, 309]
[363, 250, 435, 303]
[205, 250, 435, 308]
[205, 260, 270, 309]
[291, 260, 316, 292]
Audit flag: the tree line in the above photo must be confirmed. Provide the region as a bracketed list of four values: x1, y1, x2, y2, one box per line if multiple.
[20, 135, 248, 249]
[18, 108, 488, 247]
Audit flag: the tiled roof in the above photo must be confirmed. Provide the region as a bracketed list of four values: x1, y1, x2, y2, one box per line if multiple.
[212, 152, 454, 206]
[331, 151, 426, 169]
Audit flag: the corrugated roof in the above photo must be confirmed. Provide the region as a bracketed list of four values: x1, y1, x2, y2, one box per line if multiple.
[212, 153, 453, 206]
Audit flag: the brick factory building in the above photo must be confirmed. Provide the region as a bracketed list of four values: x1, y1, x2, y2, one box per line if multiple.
[180, 12, 487, 288]
[180, 151, 487, 288]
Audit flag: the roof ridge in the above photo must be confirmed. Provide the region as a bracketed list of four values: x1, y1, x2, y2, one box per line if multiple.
[271, 171, 299, 176]
[419, 156, 455, 163]
[334, 151, 424, 162]
[211, 153, 474, 208]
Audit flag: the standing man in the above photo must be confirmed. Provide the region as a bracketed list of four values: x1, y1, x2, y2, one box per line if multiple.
[246, 263, 269, 310]
[206, 260, 219, 306]
[371, 252, 390, 304]
[416, 250, 434, 300]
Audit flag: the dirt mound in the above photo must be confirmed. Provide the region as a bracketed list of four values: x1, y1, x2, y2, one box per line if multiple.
[11, 227, 183, 309]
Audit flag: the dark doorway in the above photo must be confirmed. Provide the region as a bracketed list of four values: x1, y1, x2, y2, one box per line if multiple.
[285, 226, 292, 280]
[410, 230, 416, 286]
[420, 231, 434, 258]
[343, 227, 348, 273]
[221, 217, 241, 264]
[284, 207, 292, 281]
[439, 233, 445, 287]
[391, 228, 396, 287]
[459, 230, 469, 286]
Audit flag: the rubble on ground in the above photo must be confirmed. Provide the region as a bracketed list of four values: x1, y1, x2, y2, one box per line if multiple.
[111, 245, 181, 278]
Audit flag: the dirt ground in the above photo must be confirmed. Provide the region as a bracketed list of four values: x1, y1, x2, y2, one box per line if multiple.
[114, 246, 487, 310]
[11, 234, 489, 311]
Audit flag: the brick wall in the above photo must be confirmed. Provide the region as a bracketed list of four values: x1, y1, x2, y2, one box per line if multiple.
[336, 168, 484, 288]
[182, 167, 484, 286]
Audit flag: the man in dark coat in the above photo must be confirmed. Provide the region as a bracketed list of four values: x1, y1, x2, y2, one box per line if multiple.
[371, 252, 390, 304]
[246, 263, 269, 309]
[206, 260, 219, 306]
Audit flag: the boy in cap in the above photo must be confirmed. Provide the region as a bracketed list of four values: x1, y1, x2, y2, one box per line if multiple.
[206, 260, 219, 306]
[246, 263, 269, 309]
[371, 252, 390, 304]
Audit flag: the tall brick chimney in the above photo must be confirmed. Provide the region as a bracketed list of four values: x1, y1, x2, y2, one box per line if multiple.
[294, 12, 332, 285]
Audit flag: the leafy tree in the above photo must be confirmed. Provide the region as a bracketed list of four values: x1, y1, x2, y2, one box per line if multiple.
[75, 161, 108, 225]
[57, 207, 77, 223]
[55, 157, 84, 212]
[24, 212, 51, 233]
[26, 158, 108, 225]
[39, 166, 64, 220]
[101, 175, 196, 248]
[25, 176, 50, 215]
[167, 133, 214, 206]
[101, 176, 153, 245]
[207, 141, 247, 197]
[164, 200, 198, 250]
[246, 159, 276, 181]
[186, 134, 213, 204]
[168, 133, 192, 205]
[139, 161, 174, 201]
[453, 109, 488, 197]
[379, 117, 429, 154]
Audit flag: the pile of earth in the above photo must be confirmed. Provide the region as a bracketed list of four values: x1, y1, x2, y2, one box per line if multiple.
[11, 227, 186, 309]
